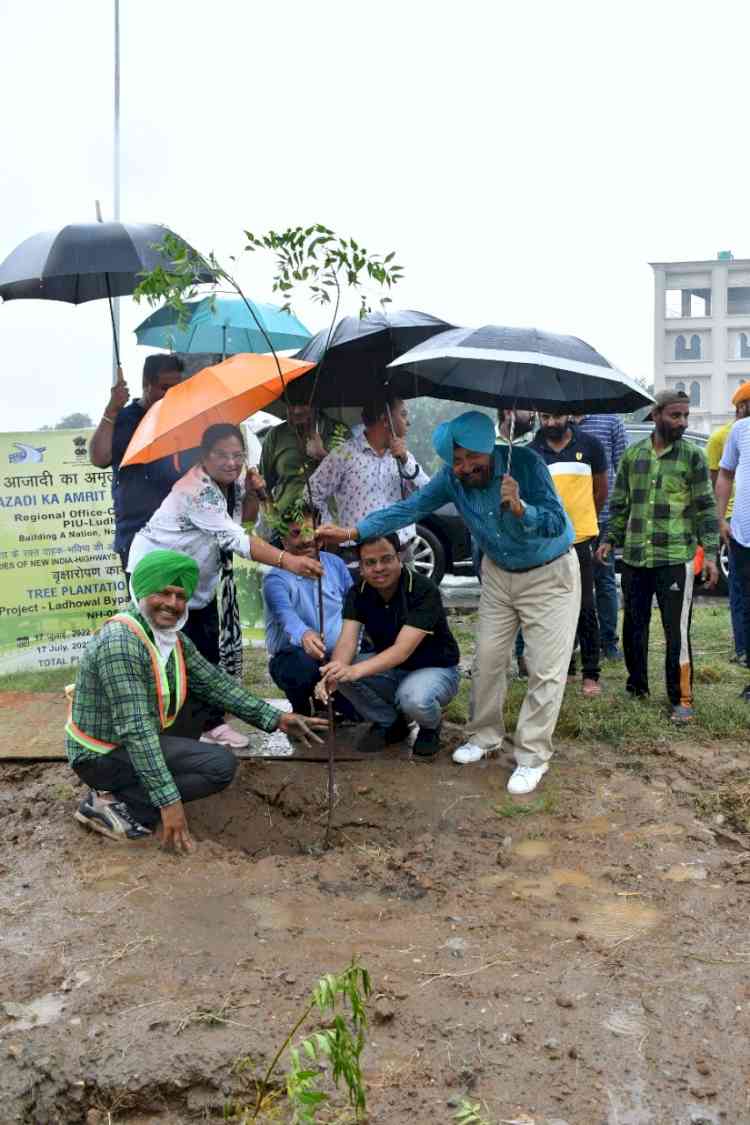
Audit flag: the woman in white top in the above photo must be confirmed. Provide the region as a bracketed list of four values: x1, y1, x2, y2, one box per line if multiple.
[129, 423, 322, 748]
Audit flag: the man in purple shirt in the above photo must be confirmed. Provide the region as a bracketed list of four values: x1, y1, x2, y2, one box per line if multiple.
[575, 413, 627, 660]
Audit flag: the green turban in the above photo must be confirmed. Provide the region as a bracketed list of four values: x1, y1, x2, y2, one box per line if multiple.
[131, 550, 199, 601]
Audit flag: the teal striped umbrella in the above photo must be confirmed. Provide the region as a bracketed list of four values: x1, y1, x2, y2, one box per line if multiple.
[135, 296, 311, 356]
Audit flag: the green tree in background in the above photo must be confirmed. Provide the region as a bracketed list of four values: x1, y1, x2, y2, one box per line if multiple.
[39, 413, 94, 431]
[407, 398, 496, 477]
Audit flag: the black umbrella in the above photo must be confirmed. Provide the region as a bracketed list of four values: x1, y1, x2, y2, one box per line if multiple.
[386, 325, 653, 415]
[0, 222, 213, 366]
[289, 308, 454, 407]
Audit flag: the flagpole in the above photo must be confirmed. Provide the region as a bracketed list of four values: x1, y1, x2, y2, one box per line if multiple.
[112, 0, 121, 386]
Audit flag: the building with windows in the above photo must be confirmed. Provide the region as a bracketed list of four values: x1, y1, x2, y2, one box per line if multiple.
[651, 252, 750, 433]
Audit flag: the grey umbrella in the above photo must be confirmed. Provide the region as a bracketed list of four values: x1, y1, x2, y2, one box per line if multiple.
[386, 325, 653, 415]
[0, 221, 213, 365]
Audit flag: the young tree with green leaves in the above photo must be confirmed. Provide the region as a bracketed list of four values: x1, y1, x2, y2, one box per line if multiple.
[135, 224, 403, 845]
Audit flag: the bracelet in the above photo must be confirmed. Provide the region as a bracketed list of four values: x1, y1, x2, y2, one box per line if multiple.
[277, 549, 287, 570]
[101, 414, 116, 425]
[348, 527, 357, 542]
[398, 460, 420, 481]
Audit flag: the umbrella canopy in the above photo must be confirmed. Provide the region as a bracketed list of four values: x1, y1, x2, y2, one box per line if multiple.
[120, 353, 314, 466]
[0, 222, 213, 304]
[135, 295, 311, 355]
[386, 325, 653, 415]
[289, 308, 454, 407]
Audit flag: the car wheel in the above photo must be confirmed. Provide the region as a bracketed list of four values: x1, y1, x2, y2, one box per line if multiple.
[412, 525, 446, 585]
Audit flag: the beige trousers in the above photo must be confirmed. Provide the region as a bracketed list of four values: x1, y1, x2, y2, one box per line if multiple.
[468, 550, 581, 768]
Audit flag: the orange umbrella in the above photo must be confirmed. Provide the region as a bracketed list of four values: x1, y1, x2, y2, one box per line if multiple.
[120, 352, 314, 466]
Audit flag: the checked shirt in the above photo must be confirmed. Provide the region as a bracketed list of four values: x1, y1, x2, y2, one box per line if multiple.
[607, 436, 719, 568]
[66, 608, 280, 807]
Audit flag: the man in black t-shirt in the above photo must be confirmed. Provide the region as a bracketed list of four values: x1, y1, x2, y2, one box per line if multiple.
[318, 533, 460, 757]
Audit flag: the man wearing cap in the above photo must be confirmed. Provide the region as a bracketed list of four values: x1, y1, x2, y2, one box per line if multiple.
[708, 382, 750, 664]
[715, 383, 750, 699]
[67, 550, 326, 850]
[597, 390, 719, 721]
[318, 411, 579, 795]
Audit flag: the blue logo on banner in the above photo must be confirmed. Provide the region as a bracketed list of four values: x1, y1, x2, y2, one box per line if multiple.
[8, 442, 47, 465]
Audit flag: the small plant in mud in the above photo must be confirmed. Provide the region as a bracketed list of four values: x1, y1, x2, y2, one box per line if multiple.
[227, 959, 371, 1123]
[452, 1098, 492, 1125]
[494, 789, 558, 819]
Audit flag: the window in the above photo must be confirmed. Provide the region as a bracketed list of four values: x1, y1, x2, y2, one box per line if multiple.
[728, 287, 750, 315]
[739, 332, 750, 359]
[675, 334, 701, 360]
[665, 288, 711, 318]
[675, 381, 686, 393]
[689, 381, 701, 406]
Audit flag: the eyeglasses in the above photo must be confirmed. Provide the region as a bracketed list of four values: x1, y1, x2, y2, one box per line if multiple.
[208, 452, 246, 465]
[361, 553, 398, 568]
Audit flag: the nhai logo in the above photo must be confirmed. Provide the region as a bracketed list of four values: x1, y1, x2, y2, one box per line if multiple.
[8, 442, 46, 465]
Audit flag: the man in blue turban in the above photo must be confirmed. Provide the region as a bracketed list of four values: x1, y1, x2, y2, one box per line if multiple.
[319, 411, 580, 794]
[67, 550, 326, 850]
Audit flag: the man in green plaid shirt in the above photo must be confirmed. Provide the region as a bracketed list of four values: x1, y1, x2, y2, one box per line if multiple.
[597, 391, 719, 721]
[67, 549, 326, 850]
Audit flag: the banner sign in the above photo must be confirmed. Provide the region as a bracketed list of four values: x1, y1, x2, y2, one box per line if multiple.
[0, 429, 264, 677]
[0, 429, 124, 674]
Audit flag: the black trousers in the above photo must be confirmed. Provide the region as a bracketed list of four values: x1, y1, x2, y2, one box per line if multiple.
[568, 537, 600, 681]
[621, 562, 694, 706]
[179, 599, 224, 731]
[72, 735, 237, 828]
[729, 538, 750, 671]
[269, 647, 360, 719]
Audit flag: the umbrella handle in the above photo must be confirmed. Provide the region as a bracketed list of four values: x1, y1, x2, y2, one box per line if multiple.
[104, 272, 122, 373]
[501, 408, 515, 510]
[248, 464, 268, 502]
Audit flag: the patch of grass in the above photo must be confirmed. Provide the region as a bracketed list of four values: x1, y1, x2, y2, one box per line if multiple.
[494, 788, 559, 819]
[443, 679, 471, 725]
[694, 663, 724, 684]
[49, 782, 77, 801]
[243, 646, 276, 697]
[493, 603, 748, 751]
[695, 779, 750, 833]
[0, 666, 73, 694]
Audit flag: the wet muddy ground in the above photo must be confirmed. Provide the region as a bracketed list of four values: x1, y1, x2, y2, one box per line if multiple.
[2, 717, 750, 1125]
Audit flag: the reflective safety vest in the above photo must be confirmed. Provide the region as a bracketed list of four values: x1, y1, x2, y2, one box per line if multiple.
[65, 612, 187, 754]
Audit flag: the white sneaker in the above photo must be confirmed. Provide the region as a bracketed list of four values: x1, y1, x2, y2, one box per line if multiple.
[507, 763, 549, 795]
[200, 723, 249, 750]
[452, 741, 490, 765]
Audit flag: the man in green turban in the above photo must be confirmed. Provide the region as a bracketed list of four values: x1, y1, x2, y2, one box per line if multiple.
[67, 549, 326, 851]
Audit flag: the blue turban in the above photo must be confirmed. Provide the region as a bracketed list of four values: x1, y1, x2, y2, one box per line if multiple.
[432, 411, 496, 465]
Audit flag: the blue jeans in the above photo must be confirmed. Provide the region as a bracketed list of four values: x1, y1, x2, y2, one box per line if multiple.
[336, 659, 460, 730]
[728, 549, 747, 658]
[593, 529, 619, 652]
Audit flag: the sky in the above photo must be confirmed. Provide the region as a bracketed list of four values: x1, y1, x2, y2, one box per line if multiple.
[1, 0, 749, 432]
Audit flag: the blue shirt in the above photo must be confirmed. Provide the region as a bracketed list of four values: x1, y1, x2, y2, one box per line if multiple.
[111, 401, 199, 559]
[357, 445, 574, 572]
[576, 414, 627, 528]
[720, 417, 750, 549]
[263, 551, 352, 656]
